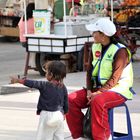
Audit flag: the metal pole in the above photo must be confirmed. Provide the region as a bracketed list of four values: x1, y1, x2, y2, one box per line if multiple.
[110, 0, 113, 22]
[72, 0, 74, 16]
[24, 0, 27, 34]
[63, 0, 67, 37]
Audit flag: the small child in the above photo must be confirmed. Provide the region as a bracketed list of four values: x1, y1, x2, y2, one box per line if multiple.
[11, 60, 68, 140]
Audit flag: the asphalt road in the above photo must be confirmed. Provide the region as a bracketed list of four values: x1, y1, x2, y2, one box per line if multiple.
[0, 37, 42, 86]
[0, 37, 24, 85]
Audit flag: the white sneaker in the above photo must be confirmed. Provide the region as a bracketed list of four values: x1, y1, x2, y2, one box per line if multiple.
[74, 138, 89, 140]
[108, 135, 112, 140]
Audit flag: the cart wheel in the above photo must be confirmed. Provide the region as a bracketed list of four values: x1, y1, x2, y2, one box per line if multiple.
[35, 53, 60, 76]
[77, 47, 84, 71]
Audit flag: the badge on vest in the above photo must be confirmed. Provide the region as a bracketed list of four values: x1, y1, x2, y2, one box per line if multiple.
[95, 51, 101, 58]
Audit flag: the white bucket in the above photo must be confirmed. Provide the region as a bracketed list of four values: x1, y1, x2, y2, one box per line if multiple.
[33, 10, 51, 35]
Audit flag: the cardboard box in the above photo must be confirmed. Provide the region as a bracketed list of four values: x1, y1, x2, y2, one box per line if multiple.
[0, 27, 19, 37]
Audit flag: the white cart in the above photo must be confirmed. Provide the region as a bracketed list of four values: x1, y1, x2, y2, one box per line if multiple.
[24, 33, 92, 76]
[23, 0, 109, 76]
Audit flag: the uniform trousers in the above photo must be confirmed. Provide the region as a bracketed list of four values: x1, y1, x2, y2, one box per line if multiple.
[66, 89, 126, 140]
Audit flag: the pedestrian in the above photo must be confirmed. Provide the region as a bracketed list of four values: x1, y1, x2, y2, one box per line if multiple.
[66, 0, 81, 11]
[66, 18, 135, 140]
[10, 60, 68, 140]
[18, 2, 35, 49]
[53, 0, 69, 21]
[18, 2, 36, 70]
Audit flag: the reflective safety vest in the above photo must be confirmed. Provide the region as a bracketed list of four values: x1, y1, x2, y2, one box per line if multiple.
[91, 43, 134, 99]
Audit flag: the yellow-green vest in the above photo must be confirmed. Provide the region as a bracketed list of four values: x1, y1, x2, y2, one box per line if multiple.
[91, 43, 134, 99]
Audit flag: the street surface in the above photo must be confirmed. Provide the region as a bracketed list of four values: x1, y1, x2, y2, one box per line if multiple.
[0, 37, 41, 86]
[0, 37, 140, 139]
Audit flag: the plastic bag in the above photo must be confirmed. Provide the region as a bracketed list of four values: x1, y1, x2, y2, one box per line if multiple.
[83, 107, 93, 139]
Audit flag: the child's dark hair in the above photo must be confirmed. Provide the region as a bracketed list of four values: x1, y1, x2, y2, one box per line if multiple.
[45, 61, 66, 82]
[23, 3, 35, 21]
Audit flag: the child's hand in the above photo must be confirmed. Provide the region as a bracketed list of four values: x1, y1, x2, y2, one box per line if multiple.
[10, 76, 19, 84]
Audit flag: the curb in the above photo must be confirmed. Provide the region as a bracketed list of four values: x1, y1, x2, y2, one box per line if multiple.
[0, 83, 30, 95]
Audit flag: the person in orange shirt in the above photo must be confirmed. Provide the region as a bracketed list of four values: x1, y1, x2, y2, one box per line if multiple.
[18, 2, 35, 48]
[18, 3, 36, 71]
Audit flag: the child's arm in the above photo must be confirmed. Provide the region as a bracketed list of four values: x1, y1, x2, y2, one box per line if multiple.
[10, 76, 46, 90]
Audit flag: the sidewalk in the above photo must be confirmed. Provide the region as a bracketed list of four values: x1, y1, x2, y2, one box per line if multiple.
[0, 49, 140, 140]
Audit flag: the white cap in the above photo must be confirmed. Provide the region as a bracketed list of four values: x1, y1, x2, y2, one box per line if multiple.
[86, 18, 116, 36]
